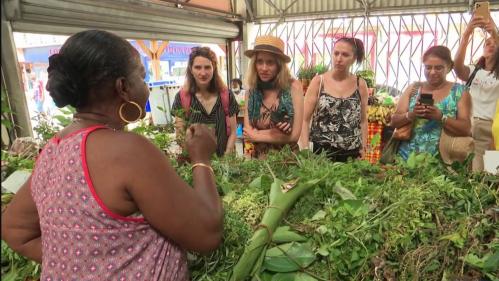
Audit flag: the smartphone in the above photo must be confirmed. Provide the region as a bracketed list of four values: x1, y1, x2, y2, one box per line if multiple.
[474, 1, 490, 23]
[419, 93, 434, 106]
[270, 111, 291, 124]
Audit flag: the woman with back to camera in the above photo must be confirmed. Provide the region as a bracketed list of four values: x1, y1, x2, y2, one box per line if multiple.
[172, 47, 239, 156]
[391, 46, 471, 160]
[243, 35, 304, 159]
[454, 14, 499, 171]
[299, 37, 369, 162]
[1, 30, 222, 280]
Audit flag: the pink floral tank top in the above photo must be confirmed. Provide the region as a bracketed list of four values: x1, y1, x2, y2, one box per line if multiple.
[30, 126, 189, 281]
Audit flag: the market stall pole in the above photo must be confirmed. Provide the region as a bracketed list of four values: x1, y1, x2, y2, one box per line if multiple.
[136, 40, 169, 81]
[1, 9, 32, 138]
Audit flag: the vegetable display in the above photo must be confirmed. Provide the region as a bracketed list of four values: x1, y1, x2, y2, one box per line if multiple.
[2, 135, 497, 281]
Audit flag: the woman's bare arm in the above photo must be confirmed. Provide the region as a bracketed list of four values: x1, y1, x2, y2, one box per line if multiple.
[299, 75, 322, 149]
[390, 83, 417, 128]
[1, 178, 42, 263]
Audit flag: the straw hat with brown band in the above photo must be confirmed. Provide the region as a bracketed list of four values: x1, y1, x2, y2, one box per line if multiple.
[244, 35, 291, 63]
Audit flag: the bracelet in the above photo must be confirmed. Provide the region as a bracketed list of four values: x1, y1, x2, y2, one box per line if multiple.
[405, 112, 413, 121]
[192, 163, 214, 174]
[441, 115, 448, 125]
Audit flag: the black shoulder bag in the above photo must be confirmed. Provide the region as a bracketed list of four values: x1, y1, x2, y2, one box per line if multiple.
[466, 65, 481, 88]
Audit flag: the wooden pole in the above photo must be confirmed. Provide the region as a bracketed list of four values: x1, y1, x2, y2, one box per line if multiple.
[136, 40, 169, 81]
[1, 10, 33, 137]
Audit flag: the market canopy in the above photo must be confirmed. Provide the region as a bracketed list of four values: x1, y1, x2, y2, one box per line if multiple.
[3, 0, 242, 44]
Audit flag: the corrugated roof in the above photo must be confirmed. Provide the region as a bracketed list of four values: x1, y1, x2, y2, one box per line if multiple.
[252, 0, 494, 20]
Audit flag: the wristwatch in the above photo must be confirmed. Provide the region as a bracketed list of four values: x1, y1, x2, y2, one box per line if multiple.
[441, 114, 448, 125]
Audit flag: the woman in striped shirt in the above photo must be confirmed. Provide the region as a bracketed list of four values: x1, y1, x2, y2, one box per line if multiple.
[172, 47, 239, 157]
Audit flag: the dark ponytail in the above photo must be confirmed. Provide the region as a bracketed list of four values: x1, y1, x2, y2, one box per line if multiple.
[46, 30, 138, 108]
[337, 37, 365, 64]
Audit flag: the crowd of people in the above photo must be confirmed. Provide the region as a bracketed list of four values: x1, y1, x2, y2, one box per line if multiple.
[1, 12, 498, 281]
[167, 15, 498, 168]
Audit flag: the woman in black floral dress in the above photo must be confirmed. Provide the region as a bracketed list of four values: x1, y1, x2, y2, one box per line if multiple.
[299, 37, 369, 162]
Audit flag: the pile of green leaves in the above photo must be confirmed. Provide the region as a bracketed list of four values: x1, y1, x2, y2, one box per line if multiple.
[185, 150, 498, 281]
[130, 120, 175, 154]
[1, 128, 497, 281]
[1, 150, 35, 181]
[1, 240, 40, 281]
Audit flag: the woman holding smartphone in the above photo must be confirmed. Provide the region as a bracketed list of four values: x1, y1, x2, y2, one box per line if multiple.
[243, 35, 304, 159]
[454, 12, 499, 171]
[391, 46, 472, 160]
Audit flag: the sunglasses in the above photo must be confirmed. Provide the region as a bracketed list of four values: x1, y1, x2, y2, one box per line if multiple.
[423, 64, 446, 72]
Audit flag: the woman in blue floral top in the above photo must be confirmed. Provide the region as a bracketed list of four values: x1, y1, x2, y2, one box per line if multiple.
[391, 46, 472, 160]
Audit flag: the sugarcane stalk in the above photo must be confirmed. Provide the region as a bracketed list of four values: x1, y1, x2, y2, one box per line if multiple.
[230, 176, 326, 281]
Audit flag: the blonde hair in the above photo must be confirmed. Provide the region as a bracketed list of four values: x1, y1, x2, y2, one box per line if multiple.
[245, 51, 293, 91]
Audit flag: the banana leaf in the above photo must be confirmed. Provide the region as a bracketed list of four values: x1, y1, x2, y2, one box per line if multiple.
[229, 175, 325, 281]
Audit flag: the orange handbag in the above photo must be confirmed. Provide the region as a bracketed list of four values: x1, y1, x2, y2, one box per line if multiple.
[392, 83, 421, 141]
[392, 122, 413, 140]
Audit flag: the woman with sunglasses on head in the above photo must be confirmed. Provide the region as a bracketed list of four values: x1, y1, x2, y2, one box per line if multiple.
[1, 30, 222, 280]
[243, 35, 304, 159]
[299, 37, 368, 162]
[391, 46, 472, 160]
[454, 15, 499, 171]
[172, 47, 239, 157]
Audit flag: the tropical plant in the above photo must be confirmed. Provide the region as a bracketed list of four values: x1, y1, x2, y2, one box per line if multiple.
[314, 63, 328, 75]
[32, 106, 75, 142]
[356, 69, 375, 88]
[297, 64, 317, 80]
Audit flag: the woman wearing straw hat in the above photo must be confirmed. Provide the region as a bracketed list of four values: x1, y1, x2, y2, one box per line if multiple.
[243, 35, 304, 159]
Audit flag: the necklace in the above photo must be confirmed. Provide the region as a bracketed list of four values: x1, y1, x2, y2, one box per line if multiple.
[72, 113, 121, 131]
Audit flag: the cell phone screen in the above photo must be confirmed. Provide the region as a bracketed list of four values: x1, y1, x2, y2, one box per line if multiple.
[419, 93, 434, 106]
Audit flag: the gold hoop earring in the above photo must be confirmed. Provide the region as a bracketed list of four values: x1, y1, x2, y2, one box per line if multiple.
[118, 101, 142, 123]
